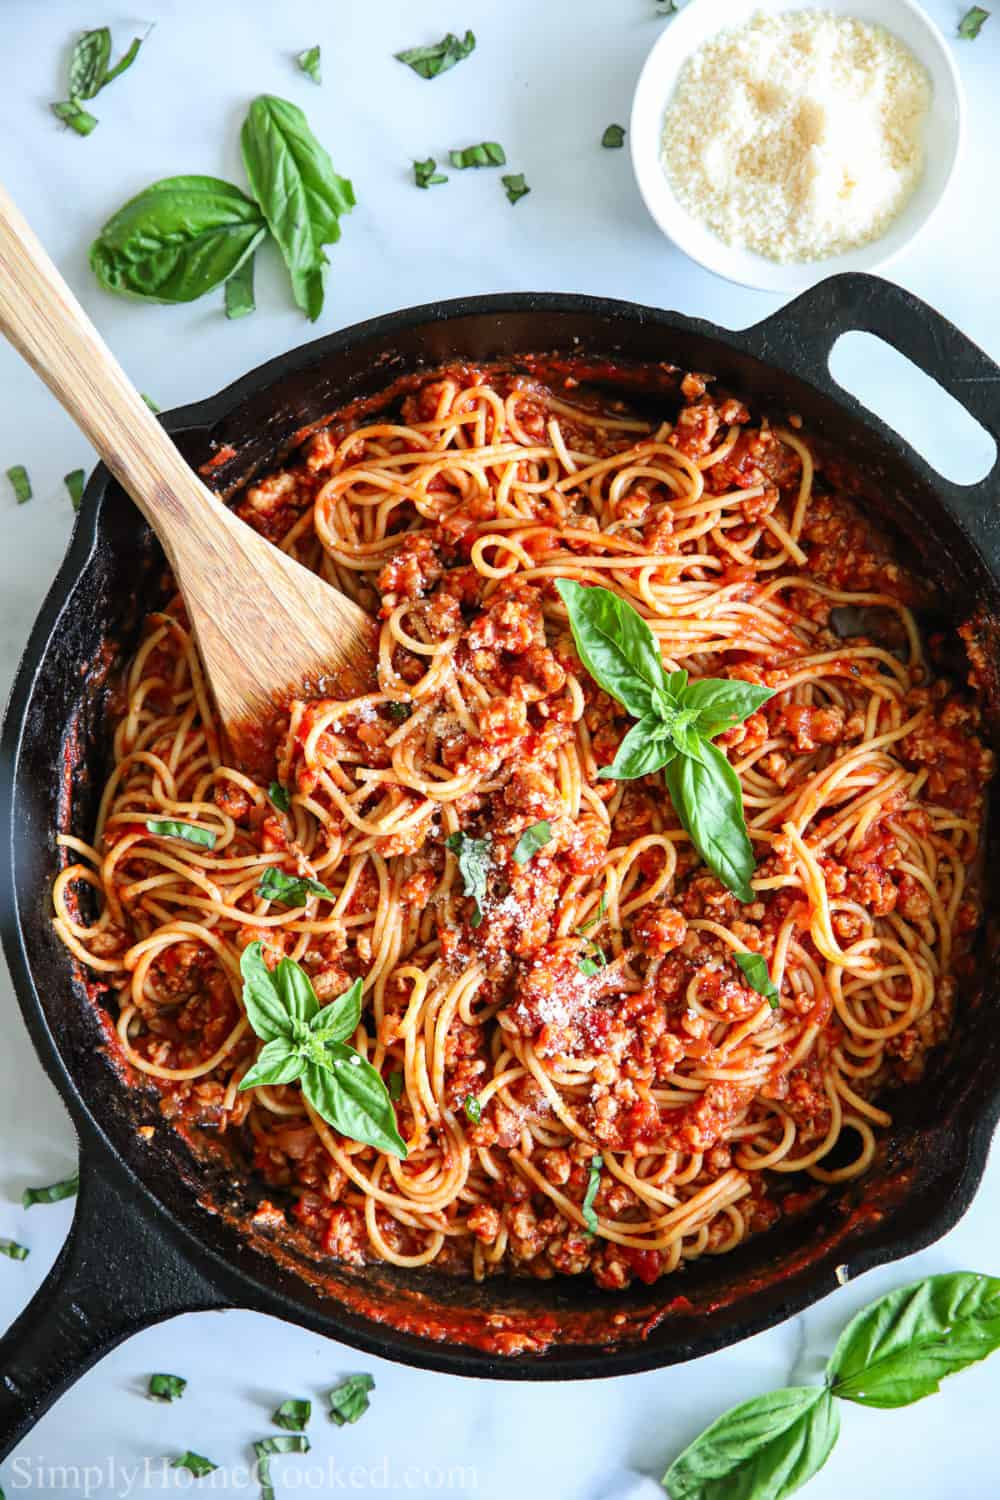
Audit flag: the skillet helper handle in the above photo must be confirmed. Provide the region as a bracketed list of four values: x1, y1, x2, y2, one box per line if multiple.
[0, 1155, 228, 1461]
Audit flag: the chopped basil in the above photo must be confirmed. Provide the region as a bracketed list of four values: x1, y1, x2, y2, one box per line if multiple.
[413, 157, 448, 189]
[501, 173, 530, 205]
[255, 1435, 310, 1500]
[735, 952, 780, 1009]
[959, 5, 990, 36]
[146, 818, 217, 849]
[53, 27, 145, 137]
[297, 45, 322, 84]
[388, 1070, 404, 1102]
[444, 831, 492, 927]
[327, 1373, 374, 1426]
[142, 393, 161, 413]
[23, 1173, 78, 1208]
[450, 142, 506, 169]
[51, 100, 99, 136]
[225, 253, 256, 319]
[148, 1373, 186, 1402]
[512, 821, 552, 865]
[581, 1155, 602, 1234]
[602, 124, 626, 148]
[386, 700, 412, 722]
[463, 1093, 481, 1125]
[171, 1452, 217, 1477]
[64, 469, 86, 510]
[6, 466, 31, 504]
[272, 1398, 311, 1431]
[577, 950, 607, 978]
[0, 1239, 28, 1261]
[577, 893, 607, 935]
[257, 866, 335, 906]
[268, 781, 291, 812]
[395, 31, 475, 79]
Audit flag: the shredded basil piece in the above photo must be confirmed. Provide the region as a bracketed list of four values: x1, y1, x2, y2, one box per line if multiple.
[512, 821, 552, 865]
[0, 1239, 29, 1261]
[272, 1398, 311, 1431]
[386, 700, 412, 721]
[64, 469, 85, 510]
[171, 1452, 217, 1477]
[53, 27, 145, 137]
[735, 952, 780, 1010]
[6, 466, 31, 504]
[255, 1435, 310, 1500]
[297, 45, 322, 84]
[23, 1173, 78, 1208]
[602, 124, 626, 148]
[268, 781, 290, 812]
[445, 831, 492, 927]
[450, 141, 506, 169]
[581, 1155, 602, 1234]
[959, 5, 990, 36]
[257, 866, 335, 907]
[413, 157, 448, 189]
[225, 253, 256, 319]
[142, 393, 161, 413]
[148, 1373, 186, 1402]
[502, 173, 530, 205]
[395, 31, 475, 79]
[146, 818, 217, 849]
[463, 1093, 481, 1125]
[388, 1070, 404, 1102]
[327, 1373, 374, 1426]
[51, 100, 99, 136]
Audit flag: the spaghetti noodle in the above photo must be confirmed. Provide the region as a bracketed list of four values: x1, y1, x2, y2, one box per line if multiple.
[53, 366, 993, 1288]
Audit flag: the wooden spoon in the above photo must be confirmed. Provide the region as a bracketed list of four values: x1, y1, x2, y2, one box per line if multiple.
[0, 182, 377, 770]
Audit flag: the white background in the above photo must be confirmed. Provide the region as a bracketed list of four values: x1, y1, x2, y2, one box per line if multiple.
[0, 2, 998, 1496]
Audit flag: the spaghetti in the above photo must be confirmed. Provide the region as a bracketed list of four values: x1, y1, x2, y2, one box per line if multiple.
[53, 366, 993, 1288]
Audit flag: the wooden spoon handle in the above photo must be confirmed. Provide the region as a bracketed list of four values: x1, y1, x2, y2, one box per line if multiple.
[0, 179, 220, 559]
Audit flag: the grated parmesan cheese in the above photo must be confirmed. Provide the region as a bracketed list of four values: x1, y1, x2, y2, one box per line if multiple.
[661, 10, 932, 263]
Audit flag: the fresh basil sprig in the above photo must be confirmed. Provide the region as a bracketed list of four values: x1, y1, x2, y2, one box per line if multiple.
[735, 952, 780, 1010]
[241, 95, 356, 322]
[556, 580, 772, 901]
[237, 944, 406, 1158]
[664, 1272, 1000, 1500]
[257, 867, 335, 907]
[395, 31, 475, 79]
[445, 831, 491, 927]
[328, 1374, 374, 1426]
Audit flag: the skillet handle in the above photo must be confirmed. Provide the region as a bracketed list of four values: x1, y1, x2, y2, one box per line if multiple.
[747, 271, 1000, 510]
[0, 1152, 229, 1460]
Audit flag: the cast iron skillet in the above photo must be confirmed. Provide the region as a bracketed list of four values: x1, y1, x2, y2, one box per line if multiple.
[2, 275, 1000, 1456]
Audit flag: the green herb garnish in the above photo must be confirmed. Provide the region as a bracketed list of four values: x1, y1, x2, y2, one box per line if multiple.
[512, 821, 552, 865]
[23, 1173, 79, 1208]
[51, 101, 99, 136]
[556, 580, 772, 901]
[581, 1155, 602, 1234]
[7, 466, 31, 505]
[450, 142, 506, 169]
[272, 1398, 311, 1432]
[64, 469, 85, 510]
[386, 701, 412, 722]
[327, 1374, 374, 1426]
[255, 1435, 310, 1500]
[959, 5, 990, 36]
[142, 393, 161, 413]
[0, 1239, 29, 1261]
[575, 893, 608, 975]
[735, 952, 780, 1010]
[52, 26, 145, 136]
[268, 782, 290, 812]
[388, 1070, 404, 1102]
[602, 124, 626, 148]
[238, 945, 406, 1158]
[148, 1373, 186, 1402]
[463, 1094, 481, 1125]
[171, 1452, 217, 1478]
[257, 867, 335, 907]
[297, 45, 322, 84]
[146, 818, 217, 849]
[445, 831, 492, 927]
[225, 253, 256, 320]
[414, 157, 448, 189]
[501, 173, 530, 205]
[395, 31, 475, 79]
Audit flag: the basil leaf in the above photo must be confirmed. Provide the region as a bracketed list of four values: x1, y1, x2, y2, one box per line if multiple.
[51, 100, 100, 136]
[297, 45, 322, 84]
[101, 34, 144, 89]
[501, 173, 531, 206]
[388, 1070, 404, 1102]
[664, 1386, 839, 1500]
[91, 176, 267, 304]
[735, 953, 780, 1010]
[148, 1373, 186, 1402]
[273, 1398, 311, 1431]
[255, 1435, 309, 1500]
[64, 469, 85, 510]
[6, 466, 31, 504]
[602, 124, 626, 148]
[257, 866, 335, 906]
[302, 1052, 407, 1158]
[171, 1453, 217, 1477]
[679, 678, 774, 739]
[23, 1173, 78, 1208]
[414, 157, 448, 189]
[240, 941, 295, 1042]
[241, 95, 356, 322]
[959, 5, 990, 37]
[0, 1239, 29, 1261]
[68, 28, 111, 99]
[581, 1155, 602, 1234]
[142, 393, 161, 413]
[395, 31, 475, 79]
[598, 714, 677, 781]
[664, 741, 756, 903]
[239, 1036, 305, 1091]
[577, 950, 607, 977]
[386, 701, 411, 722]
[146, 818, 217, 848]
[463, 1094, 481, 1124]
[450, 142, 506, 169]
[308, 976, 363, 1044]
[827, 1272, 1000, 1409]
[328, 1374, 374, 1426]
[445, 831, 491, 927]
[274, 957, 320, 1027]
[224, 252, 255, 319]
[268, 781, 290, 812]
[556, 579, 667, 717]
[577, 892, 607, 935]
[512, 820, 552, 864]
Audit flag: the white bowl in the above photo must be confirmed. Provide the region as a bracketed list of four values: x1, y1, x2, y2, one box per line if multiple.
[629, 0, 964, 293]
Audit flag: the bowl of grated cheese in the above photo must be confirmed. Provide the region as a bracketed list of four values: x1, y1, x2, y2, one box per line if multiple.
[630, 0, 964, 292]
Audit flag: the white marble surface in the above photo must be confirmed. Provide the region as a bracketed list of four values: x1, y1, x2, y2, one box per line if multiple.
[0, 1, 998, 1495]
